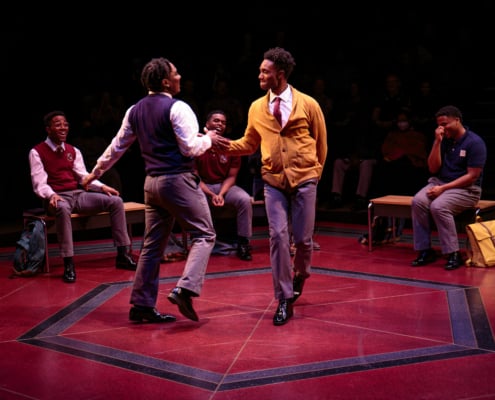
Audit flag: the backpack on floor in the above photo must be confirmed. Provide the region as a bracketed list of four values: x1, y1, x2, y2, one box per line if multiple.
[465, 217, 495, 268]
[11, 219, 46, 277]
[358, 216, 390, 245]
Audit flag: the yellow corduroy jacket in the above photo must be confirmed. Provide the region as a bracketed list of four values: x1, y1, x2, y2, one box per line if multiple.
[228, 87, 328, 191]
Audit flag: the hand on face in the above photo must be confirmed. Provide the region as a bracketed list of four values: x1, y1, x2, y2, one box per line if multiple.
[435, 126, 445, 141]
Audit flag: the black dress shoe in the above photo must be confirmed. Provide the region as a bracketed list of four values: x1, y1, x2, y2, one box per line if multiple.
[237, 243, 252, 261]
[273, 299, 294, 326]
[116, 253, 137, 270]
[411, 248, 437, 266]
[63, 262, 76, 283]
[167, 287, 199, 321]
[290, 275, 306, 304]
[445, 251, 462, 271]
[129, 306, 176, 323]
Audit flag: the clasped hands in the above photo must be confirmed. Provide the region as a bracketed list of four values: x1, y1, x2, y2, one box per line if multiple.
[426, 185, 444, 199]
[211, 193, 225, 207]
[204, 128, 231, 151]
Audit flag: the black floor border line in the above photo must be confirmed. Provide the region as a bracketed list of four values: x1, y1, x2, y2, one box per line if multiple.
[15, 266, 493, 392]
[220, 348, 487, 390]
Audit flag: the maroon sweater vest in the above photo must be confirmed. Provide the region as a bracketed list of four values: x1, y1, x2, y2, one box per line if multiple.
[34, 142, 79, 192]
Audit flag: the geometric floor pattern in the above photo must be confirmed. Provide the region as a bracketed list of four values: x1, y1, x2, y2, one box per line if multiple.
[16, 267, 495, 392]
[2, 222, 495, 399]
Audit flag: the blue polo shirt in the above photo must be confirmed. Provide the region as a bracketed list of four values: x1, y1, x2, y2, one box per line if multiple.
[438, 127, 487, 187]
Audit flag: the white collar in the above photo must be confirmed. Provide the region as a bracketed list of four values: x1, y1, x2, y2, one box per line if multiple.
[270, 85, 291, 103]
[46, 138, 64, 151]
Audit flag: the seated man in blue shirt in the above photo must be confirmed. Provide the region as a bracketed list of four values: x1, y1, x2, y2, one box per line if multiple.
[411, 105, 487, 271]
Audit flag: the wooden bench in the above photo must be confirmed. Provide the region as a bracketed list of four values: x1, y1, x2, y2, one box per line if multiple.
[367, 195, 495, 252]
[22, 201, 146, 272]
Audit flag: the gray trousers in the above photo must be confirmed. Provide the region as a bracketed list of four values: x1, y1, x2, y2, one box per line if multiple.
[264, 180, 317, 301]
[47, 189, 130, 258]
[204, 183, 253, 238]
[331, 158, 376, 198]
[130, 173, 216, 308]
[411, 177, 481, 254]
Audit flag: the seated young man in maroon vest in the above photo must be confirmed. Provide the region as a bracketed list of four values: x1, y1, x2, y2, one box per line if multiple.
[29, 110, 137, 283]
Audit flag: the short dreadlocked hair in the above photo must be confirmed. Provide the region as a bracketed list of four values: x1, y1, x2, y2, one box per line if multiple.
[141, 57, 173, 92]
[263, 47, 296, 79]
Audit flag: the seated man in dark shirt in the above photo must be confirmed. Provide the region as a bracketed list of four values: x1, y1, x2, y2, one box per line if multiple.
[195, 110, 253, 261]
[411, 105, 487, 271]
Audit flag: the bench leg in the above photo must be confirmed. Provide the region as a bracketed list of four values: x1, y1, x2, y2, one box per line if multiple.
[40, 219, 49, 273]
[368, 202, 373, 252]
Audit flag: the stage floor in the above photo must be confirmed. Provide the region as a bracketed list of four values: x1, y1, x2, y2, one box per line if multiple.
[1, 222, 494, 399]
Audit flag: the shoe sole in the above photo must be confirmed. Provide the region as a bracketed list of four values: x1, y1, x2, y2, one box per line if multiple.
[168, 293, 199, 321]
[273, 316, 292, 326]
[445, 264, 462, 271]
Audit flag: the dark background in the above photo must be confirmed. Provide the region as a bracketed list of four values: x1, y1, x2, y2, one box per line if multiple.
[3, 5, 494, 226]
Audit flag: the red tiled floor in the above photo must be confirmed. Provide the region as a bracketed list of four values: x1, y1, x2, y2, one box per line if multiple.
[1, 222, 494, 399]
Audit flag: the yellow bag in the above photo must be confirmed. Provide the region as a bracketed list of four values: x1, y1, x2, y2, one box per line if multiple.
[465, 217, 495, 267]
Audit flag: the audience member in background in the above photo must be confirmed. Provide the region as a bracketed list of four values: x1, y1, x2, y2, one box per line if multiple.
[83, 57, 225, 323]
[204, 77, 245, 137]
[327, 155, 376, 211]
[310, 76, 334, 124]
[370, 73, 412, 137]
[410, 77, 443, 136]
[411, 105, 487, 271]
[72, 117, 123, 193]
[216, 47, 327, 326]
[29, 110, 137, 283]
[368, 109, 429, 240]
[372, 109, 429, 197]
[177, 77, 202, 119]
[327, 80, 374, 211]
[195, 109, 253, 261]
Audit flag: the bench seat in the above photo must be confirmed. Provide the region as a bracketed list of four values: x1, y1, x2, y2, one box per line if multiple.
[22, 201, 146, 272]
[367, 195, 495, 252]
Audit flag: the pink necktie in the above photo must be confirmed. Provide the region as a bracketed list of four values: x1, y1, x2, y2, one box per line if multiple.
[273, 97, 282, 125]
